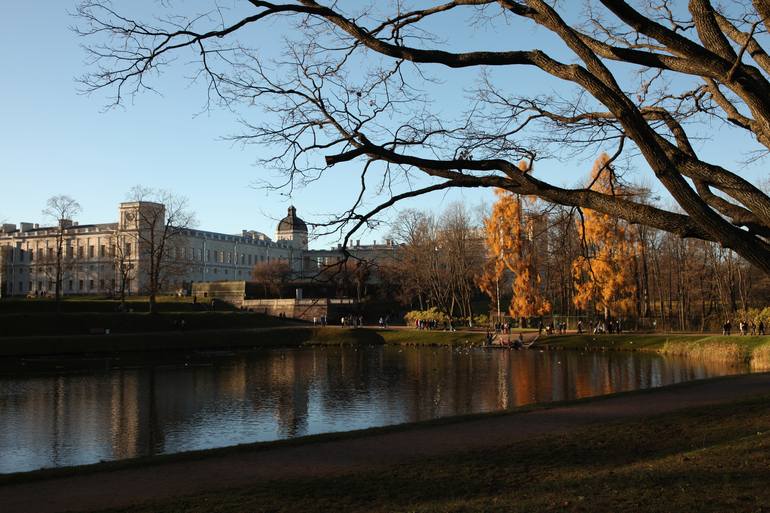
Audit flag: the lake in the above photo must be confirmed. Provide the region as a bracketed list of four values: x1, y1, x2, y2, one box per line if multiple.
[0, 344, 750, 474]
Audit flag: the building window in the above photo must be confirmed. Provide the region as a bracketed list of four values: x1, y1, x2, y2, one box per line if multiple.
[125, 243, 132, 256]
[37, 281, 42, 291]
[29, 249, 34, 262]
[89, 280, 94, 290]
[68, 280, 73, 291]
[88, 245, 95, 258]
[77, 246, 84, 259]
[79, 280, 84, 291]
[66, 246, 73, 258]
[227, 252, 232, 264]
[100, 245, 106, 257]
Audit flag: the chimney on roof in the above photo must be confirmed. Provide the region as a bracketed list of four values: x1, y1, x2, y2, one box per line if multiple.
[20, 223, 33, 232]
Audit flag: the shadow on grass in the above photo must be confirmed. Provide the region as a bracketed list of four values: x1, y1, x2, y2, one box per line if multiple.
[104, 396, 770, 513]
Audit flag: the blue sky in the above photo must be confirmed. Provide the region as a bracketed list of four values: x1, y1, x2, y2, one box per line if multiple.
[1, 1, 766, 248]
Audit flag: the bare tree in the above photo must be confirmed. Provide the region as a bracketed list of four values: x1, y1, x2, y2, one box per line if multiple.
[77, 1, 770, 273]
[109, 230, 135, 305]
[251, 260, 292, 298]
[123, 186, 196, 313]
[386, 203, 483, 322]
[42, 195, 81, 308]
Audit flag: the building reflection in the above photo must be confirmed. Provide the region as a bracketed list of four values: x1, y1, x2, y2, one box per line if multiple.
[0, 346, 747, 474]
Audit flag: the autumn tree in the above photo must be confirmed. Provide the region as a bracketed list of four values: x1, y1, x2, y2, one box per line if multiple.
[42, 195, 81, 309]
[572, 154, 637, 321]
[480, 176, 551, 324]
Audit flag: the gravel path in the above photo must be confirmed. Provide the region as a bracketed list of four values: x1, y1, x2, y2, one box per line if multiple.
[2, 371, 770, 513]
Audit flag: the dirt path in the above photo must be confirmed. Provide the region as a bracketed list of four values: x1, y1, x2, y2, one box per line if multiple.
[2, 372, 770, 513]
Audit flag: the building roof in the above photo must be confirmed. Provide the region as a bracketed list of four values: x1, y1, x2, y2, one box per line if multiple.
[277, 206, 307, 233]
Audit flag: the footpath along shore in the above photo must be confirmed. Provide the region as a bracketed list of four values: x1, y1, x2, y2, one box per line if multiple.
[2, 372, 770, 513]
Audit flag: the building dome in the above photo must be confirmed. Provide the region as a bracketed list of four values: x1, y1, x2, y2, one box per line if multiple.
[277, 206, 307, 233]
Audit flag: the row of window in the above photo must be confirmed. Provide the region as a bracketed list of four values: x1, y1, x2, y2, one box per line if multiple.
[8, 278, 119, 294]
[8, 244, 131, 263]
[6, 243, 291, 269]
[174, 247, 287, 266]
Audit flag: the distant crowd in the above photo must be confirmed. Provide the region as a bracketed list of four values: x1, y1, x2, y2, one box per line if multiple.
[721, 319, 765, 336]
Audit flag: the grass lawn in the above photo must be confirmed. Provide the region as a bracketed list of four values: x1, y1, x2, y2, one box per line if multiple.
[97, 394, 770, 513]
[378, 328, 487, 346]
[544, 333, 770, 367]
[305, 328, 490, 346]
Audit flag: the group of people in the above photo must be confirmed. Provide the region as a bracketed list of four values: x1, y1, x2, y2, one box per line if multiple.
[415, 318, 440, 330]
[537, 321, 568, 335]
[722, 319, 766, 336]
[579, 320, 623, 335]
[377, 316, 391, 328]
[485, 330, 526, 349]
[311, 315, 328, 326]
[341, 315, 364, 328]
[493, 321, 513, 334]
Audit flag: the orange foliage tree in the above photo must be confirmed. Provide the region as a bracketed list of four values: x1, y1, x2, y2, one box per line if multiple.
[480, 168, 551, 322]
[572, 154, 637, 320]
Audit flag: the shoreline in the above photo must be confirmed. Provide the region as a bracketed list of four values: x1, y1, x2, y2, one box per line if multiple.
[538, 333, 770, 368]
[0, 370, 754, 484]
[2, 371, 770, 513]
[0, 326, 492, 358]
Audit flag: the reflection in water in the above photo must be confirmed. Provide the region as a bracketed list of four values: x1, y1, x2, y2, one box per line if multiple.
[0, 346, 749, 473]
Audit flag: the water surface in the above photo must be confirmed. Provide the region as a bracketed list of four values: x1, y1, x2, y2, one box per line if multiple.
[0, 345, 749, 474]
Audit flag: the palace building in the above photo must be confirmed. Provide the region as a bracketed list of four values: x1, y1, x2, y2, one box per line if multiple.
[0, 202, 397, 298]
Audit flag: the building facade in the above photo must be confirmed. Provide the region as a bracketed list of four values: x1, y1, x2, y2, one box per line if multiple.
[0, 203, 309, 298]
[0, 202, 400, 298]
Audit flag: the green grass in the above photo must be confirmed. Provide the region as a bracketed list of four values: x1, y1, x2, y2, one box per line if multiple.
[0, 297, 210, 313]
[0, 326, 318, 357]
[0, 327, 489, 357]
[303, 328, 487, 346]
[93, 393, 770, 513]
[543, 334, 770, 367]
[0, 311, 295, 337]
[378, 328, 487, 346]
